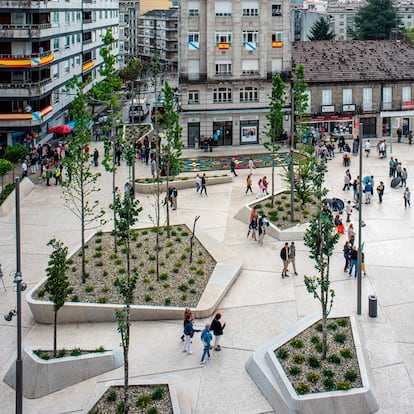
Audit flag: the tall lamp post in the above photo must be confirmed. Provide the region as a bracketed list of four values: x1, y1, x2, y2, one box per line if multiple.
[290, 83, 295, 222]
[357, 124, 363, 315]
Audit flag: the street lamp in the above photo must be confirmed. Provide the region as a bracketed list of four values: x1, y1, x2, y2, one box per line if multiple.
[357, 124, 363, 315]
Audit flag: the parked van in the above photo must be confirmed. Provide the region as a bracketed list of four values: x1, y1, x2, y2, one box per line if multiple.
[129, 97, 149, 122]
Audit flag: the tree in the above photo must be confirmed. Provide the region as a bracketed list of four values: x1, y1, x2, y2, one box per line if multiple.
[0, 159, 14, 190]
[303, 158, 339, 360]
[44, 238, 69, 358]
[4, 144, 26, 164]
[353, 0, 399, 40]
[308, 17, 335, 41]
[112, 189, 141, 414]
[293, 64, 309, 146]
[62, 77, 105, 283]
[264, 75, 285, 207]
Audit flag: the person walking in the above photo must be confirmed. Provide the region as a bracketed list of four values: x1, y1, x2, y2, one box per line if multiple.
[230, 158, 238, 177]
[404, 187, 411, 208]
[401, 168, 408, 188]
[248, 157, 255, 175]
[210, 312, 226, 351]
[348, 223, 356, 246]
[150, 156, 157, 178]
[345, 200, 353, 222]
[195, 174, 201, 192]
[93, 148, 99, 166]
[280, 242, 290, 279]
[348, 245, 358, 277]
[200, 323, 213, 364]
[288, 241, 298, 275]
[377, 181, 385, 203]
[180, 308, 193, 342]
[200, 173, 208, 196]
[343, 241, 351, 272]
[247, 212, 258, 241]
[257, 214, 268, 246]
[183, 314, 200, 355]
[389, 157, 395, 177]
[171, 186, 178, 210]
[364, 140, 371, 157]
[343, 170, 351, 191]
[245, 174, 253, 194]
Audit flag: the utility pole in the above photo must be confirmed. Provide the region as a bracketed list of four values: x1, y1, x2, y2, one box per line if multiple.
[357, 123, 363, 315]
[290, 82, 295, 222]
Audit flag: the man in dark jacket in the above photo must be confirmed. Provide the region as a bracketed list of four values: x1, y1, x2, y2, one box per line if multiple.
[280, 242, 290, 279]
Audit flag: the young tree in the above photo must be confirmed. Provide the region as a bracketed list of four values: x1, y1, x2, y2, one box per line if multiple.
[308, 17, 335, 41]
[264, 74, 285, 207]
[62, 77, 104, 283]
[44, 238, 69, 358]
[0, 159, 14, 190]
[303, 158, 339, 359]
[353, 0, 399, 40]
[112, 188, 141, 414]
[293, 64, 309, 146]
[5, 144, 27, 180]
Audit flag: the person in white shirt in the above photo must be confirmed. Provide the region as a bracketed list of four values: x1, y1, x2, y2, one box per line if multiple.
[364, 140, 371, 157]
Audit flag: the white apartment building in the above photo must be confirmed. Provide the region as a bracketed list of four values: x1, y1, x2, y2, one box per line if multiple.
[178, 0, 291, 147]
[0, 0, 119, 148]
[119, 0, 140, 67]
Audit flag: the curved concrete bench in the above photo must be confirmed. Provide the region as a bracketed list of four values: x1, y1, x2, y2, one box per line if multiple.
[27, 222, 242, 323]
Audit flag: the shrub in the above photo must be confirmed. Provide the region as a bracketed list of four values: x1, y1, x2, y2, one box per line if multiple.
[328, 354, 341, 364]
[97, 296, 108, 303]
[149, 255, 156, 261]
[95, 346, 105, 353]
[141, 230, 148, 235]
[197, 258, 205, 264]
[159, 273, 168, 280]
[143, 277, 150, 283]
[148, 268, 156, 275]
[180, 294, 187, 301]
[71, 266, 77, 273]
[175, 262, 183, 268]
[144, 295, 152, 302]
[315, 323, 323, 332]
[290, 366, 301, 375]
[136, 242, 143, 248]
[37, 289, 45, 298]
[151, 386, 165, 400]
[115, 259, 122, 265]
[189, 265, 197, 271]
[71, 295, 79, 302]
[178, 284, 188, 292]
[93, 252, 102, 258]
[336, 381, 351, 391]
[324, 378, 335, 390]
[147, 407, 158, 414]
[190, 288, 196, 294]
[58, 349, 67, 358]
[276, 348, 289, 360]
[296, 384, 309, 395]
[337, 318, 349, 327]
[164, 298, 171, 305]
[334, 333, 347, 344]
[67, 287, 73, 294]
[344, 370, 358, 382]
[67, 258, 74, 265]
[327, 322, 338, 331]
[308, 356, 321, 368]
[196, 269, 204, 275]
[324, 369, 334, 378]
[340, 349, 353, 359]
[70, 348, 81, 357]
[180, 254, 187, 260]
[110, 253, 118, 260]
[107, 389, 117, 402]
[293, 354, 305, 364]
[181, 231, 189, 237]
[188, 278, 195, 285]
[185, 247, 191, 252]
[290, 339, 304, 349]
[168, 248, 176, 254]
[136, 394, 151, 408]
[307, 372, 320, 384]
[310, 335, 320, 344]
[166, 241, 173, 247]
[163, 282, 170, 288]
[85, 285, 94, 293]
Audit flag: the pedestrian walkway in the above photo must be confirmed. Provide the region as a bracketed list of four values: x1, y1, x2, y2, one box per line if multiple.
[0, 140, 413, 413]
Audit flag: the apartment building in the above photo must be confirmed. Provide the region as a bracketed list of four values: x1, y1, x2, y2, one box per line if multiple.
[0, 0, 119, 148]
[178, 0, 291, 147]
[292, 40, 414, 139]
[137, 8, 179, 74]
[119, 0, 140, 67]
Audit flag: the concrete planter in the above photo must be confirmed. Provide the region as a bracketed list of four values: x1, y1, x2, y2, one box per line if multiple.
[3, 346, 124, 399]
[246, 312, 379, 414]
[134, 174, 232, 194]
[234, 189, 309, 241]
[27, 224, 242, 323]
[0, 176, 34, 217]
[85, 379, 182, 413]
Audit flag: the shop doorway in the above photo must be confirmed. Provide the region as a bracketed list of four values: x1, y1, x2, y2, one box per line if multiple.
[360, 117, 376, 138]
[188, 122, 200, 148]
[212, 121, 232, 146]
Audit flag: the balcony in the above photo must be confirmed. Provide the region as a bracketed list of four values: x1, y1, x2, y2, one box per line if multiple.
[0, 23, 53, 38]
[266, 71, 292, 81]
[0, 51, 54, 68]
[0, 104, 53, 126]
[179, 73, 207, 83]
[362, 102, 378, 112]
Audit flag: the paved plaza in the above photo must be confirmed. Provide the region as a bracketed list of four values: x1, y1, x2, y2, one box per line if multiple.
[0, 140, 414, 413]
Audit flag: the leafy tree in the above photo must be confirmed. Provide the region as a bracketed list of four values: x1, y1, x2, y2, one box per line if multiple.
[264, 75, 285, 207]
[293, 64, 309, 145]
[404, 27, 414, 45]
[5, 144, 27, 180]
[308, 17, 335, 41]
[112, 189, 141, 414]
[303, 158, 339, 359]
[62, 76, 105, 283]
[44, 238, 69, 357]
[0, 159, 14, 190]
[353, 0, 399, 40]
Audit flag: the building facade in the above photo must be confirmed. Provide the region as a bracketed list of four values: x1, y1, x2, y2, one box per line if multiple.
[119, 0, 140, 67]
[292, 40, 414, 139]
[178, 0, 291, 147]
[0, 0, 119, 148]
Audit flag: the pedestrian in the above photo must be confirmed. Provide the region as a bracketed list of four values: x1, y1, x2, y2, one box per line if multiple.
[53, 165, 61, 185]
[93, 148, 99, 166]
[389, 157, 395, 177]
[345, 200, 353, 222]
[210, 312, 226, 351]
[280, 242, 290, 279]
[171, 186, 178, 210]
[200, 323, 213, 364]
[334, 214, 345, 234]
[352, 179, 359, 201]
[396, 160, 402, 178]
[397, 127, 403, 143]
[288, 241, 298, 275]
[348, 245, 358, 277]
[401, 168, 408, 187]
[245, 174, 253, 194]
[200, 173, 207, 196]
[256, 178, 265, 198]
[408, 130, 413, 145]
[348, 223, 356, 246]
[364, 140, 371, 157]
[150, 156, 156, 178]
[230, 158, 238, 177]
[343, 170, 351, 191]
[195, 173, 201, 192]
[364, 182, 372, 204]
[247, 212, 258, 241]
[248, 157, 255, 175]
[343, 241, 351, 272]
[21, 160, 28, 177]
[45, 166, 51, 186]
[262, 176, 269, 195]
[404, 187, 411, 208]
[258, 214, 268, 246]
[183, 313, 200, 355]
[376, 181, 384, 203]
[343, 151, 350, 167]
[180, 308, 193, 341]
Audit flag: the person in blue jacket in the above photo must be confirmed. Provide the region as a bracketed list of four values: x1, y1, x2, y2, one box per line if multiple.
[200, 323, 213, 364]
[183, 315, 200, 355]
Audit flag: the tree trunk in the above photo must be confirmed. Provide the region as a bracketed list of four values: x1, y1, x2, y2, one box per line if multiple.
[53, 310, 58, 358]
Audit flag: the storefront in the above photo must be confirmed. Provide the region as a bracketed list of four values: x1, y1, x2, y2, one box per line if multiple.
[302, 115, 355, 138]
[240, 116, 259, 145]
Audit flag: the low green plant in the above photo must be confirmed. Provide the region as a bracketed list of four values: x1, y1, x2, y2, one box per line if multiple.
[181, 231, 189, 237]
[296, 383, 309, 395]
[276, 348, 289, 360]
[175, 237, 182, 243]
[189, 265, 197, 271]
[71, 295, 79, 302]
[58, 349, 67, 358]
[93, 252, 102, 258]
[340, 349, 353, 359]
[308, 356, 321, 368]
[324, 377, 335, 390]
[143, 277, 150, 283]
[85, 285, 94, 293]
[290, 339, 304, 349]
[148, 268, 156, 274]
[180, 254, 187, 260]
[147, 407, 158, 414]
[315, 323, 323, 332]
[110, 253, 118, 260]
[188, 278, 195, 285]
[307, 372, 320, 384]
[310, 335, 320, 344]
[70, 348, 81, 357]
[190, 288, 196, 294]
[334, 333, 347, 344]
[136, 394, 151, 408]
[290, 366, 301, 375]
[328, 354, 341, 364]
[336, 381, 351, 390]
[149, 255, 156, 261]
[148, 285, 154, 291]
[197, 258, 205, 264]
[168, 248, 176, 254]
[344, 370, 358, 382]
[107, 389, 117, 402]
[178, 284, 188, 291]
[293, 354, 305, 364]
[97, 296, 108, 303]
[71, 266, 77, 272]
[163, 282, 170, 288]
[144, 295, 152, 302]
[180, 294, 187, 301]
[172, 268, 179, 274]
[166, 241, 174, 247]
[196, 269, 204, 275]
[95, 346, 105, 353]
[151, 386, 165, 400]
[323, 369, 334, 378]
[337, 318, 349, 327]
[95, 261, 104, 267]
[37, 289, 45, 298]
[102, 285, 110, 293]
[114, 259, 122, 265]
[164, 298, 171, 305]
[136, 242, 143, 248]
[159, 273, 168, 280]
[327, 322, 338, 331]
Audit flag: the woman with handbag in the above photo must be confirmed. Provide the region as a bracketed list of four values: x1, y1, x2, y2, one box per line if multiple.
[210, 313, 226, 351]
[183, 314, 200, 355]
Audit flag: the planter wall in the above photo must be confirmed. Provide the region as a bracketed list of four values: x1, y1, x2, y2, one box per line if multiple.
[0, 176, 35, 217]
[3, 346, 124, 399]
[234, 189, 308, 241]
[135, 175, 232, 194]
[246, 312, 379, 414]
[27, 223, 242, 323]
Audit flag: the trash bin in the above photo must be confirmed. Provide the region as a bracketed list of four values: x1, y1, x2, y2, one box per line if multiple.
[368, 295, 377, 317]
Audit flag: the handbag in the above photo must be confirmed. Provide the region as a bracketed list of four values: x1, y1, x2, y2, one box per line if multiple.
[190, 332, 194, 338]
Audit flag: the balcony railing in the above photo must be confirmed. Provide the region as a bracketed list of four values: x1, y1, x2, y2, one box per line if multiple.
[0, 23, 52, 30]
[0, 78, 52, 89]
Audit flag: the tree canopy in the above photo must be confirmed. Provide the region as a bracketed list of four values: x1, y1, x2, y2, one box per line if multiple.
[308, 17, 335, 41]
[353, 0, 399, 40]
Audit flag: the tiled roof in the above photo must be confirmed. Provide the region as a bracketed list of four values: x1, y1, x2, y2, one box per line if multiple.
[292, 40, 414, 83]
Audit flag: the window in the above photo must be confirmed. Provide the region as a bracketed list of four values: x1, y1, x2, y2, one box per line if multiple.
[188, 32, 200, 50]
[53, 12, 59, 25]
[215, 1, 232, 16]
[64, 60, 70, 73]
[215, 61, 232, 75]
[65, 12, 70, 24]
[188, 0, 199, 16]
[402, 86, 411, 102]
[363, 88, 372, 110]
[215, 32, 232, 45]
[53, 38, 59, 52]
[188, 90, 199, 104]
[65, 36, 70, 49]
[242, 1, 259, 16]
[188, 60, 200, 80]
[213, 87, 232, 103]
[240, 87, 258, 102]
[271, 58, 282, 73]
[242, 31, 258, 45]
[242, 59, 259, 75]
[382, 87, 392, 109]
[53, 91, 60, 104]
[322, 90, 332, 105]
[272, 4, 282, 16]
[342, 89, 352, 105]
[272, 32, 282, 48]
[52, 64, 59, 79]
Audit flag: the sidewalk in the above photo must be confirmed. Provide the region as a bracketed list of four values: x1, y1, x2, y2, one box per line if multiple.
[0, 140, 413, 413]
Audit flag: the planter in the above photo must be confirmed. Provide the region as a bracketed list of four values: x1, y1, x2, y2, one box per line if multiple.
[234, 189, 309, 241]
[246, 312, 379, 414]
[3, 346, 124, 399]
[27, 223, 242, 323]
[134, 174, 232, 194]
